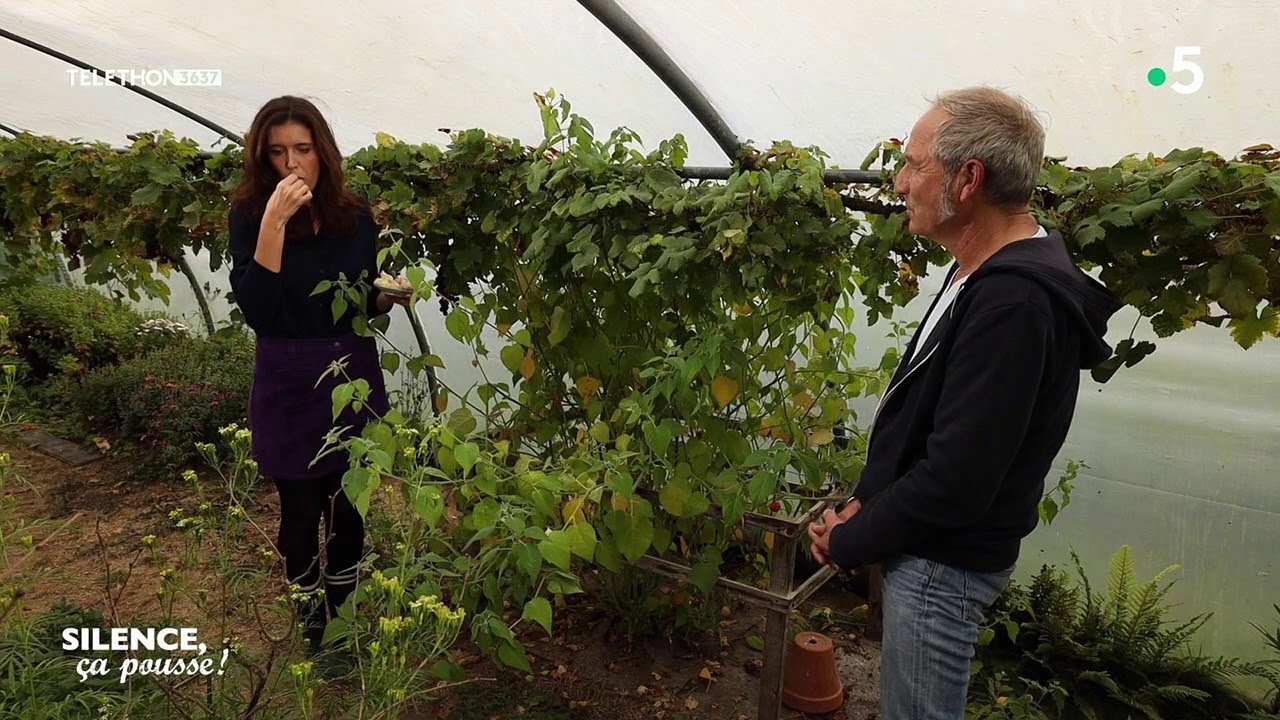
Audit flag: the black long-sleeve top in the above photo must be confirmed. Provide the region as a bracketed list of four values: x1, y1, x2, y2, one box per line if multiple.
[228, 204, 388, 337]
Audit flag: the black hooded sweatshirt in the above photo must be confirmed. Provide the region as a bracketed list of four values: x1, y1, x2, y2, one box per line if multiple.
[828, 229, 1122, 573]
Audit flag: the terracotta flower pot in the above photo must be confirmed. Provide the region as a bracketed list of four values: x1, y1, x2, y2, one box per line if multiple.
[781, 631, 844, 714]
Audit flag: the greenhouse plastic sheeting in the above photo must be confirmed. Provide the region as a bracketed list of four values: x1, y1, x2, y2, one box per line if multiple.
[2, 0, 1277, 664]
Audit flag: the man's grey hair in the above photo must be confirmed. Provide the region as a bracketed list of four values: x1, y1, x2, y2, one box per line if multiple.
[929, 87, 1046, 209]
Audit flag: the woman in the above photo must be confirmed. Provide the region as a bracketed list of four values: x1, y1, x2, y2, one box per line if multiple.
[228, 95, 404, 652]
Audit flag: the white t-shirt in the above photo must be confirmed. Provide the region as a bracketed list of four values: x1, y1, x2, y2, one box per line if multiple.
[904, 225, 1048, 366]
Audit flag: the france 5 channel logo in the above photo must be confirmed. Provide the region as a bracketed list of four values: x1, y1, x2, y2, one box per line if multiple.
[1147, 47, 1203, 94]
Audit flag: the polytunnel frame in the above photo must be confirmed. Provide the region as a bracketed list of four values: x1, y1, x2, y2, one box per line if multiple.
[2, 6, 889, 716]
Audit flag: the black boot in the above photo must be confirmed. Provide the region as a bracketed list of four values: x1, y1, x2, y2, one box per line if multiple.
[294, 589, 327, 655]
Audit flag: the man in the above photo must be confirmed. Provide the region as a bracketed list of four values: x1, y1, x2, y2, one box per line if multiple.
[808, 87, 1121, 718]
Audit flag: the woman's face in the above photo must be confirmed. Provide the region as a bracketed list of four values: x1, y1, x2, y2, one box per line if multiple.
[266, 121, 321, 191]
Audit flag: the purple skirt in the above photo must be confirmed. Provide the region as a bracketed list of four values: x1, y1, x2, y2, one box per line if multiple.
[248, 334, 390, 480]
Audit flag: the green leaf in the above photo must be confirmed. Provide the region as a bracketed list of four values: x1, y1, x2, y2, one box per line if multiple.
[515, 542, 542, 581]
[588, 421, 610, 444]
[606, 511, 654, 563]
[1074, 222, 1105, 247]
[565, 522, 597, 561]
[746, 635, 765, 652]
[454, 442, 480, 476]
[429, 658, 465, 681]
[342, 467, 378, 517]
[496, 642, 532, 673]
[1208, 254, 1267, 315]
[310, 279, 332, 296]
[1157, 169, 1203, 200]
[1090, 339, 1130, 384]
[130, 183, 164, 206]
[321, 617, 350, 647]
[1123, 340, 1157, 368]
[380, 352, 400, 375]
[331, 383, 354, 420]
[331, 296, 349, 324]
[500, 344, 525, 373]
[527, 161, 551, 192]
[659, 476, 692, 516]
[1228, 304, 1280, 349]
[748, 471, 778, 504]
[1129, 198, 1164, 223]
[1264, 170, 1280, 196]
[548, 305, 570, 346]
[522, 597, 553, 634]
[1039, 495, 1059, 524]
[445, 307, 470, 341]
[595, 537, 623, 572]
[410, 485, 444, 527]
[643, 421, 673, 457]
[691, 559, 719, 597]
[1004, 619, 1021, 644]
[659, 476, 708, 518]
[546, 572, 583, 595]
[539, 531, 573, 571]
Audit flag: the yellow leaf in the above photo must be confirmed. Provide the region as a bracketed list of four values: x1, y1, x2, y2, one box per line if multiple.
[562, 497, 587, 524]
[698, 667, 714, 681]
[497, 323, 512, 335]
[997, 696, 1008, 706]
[763, 532, 775, 550]
[611, 493, 629, 511]
[434, 394, 448, 413]
[575, 375, 601, 401]
[807, 428, 835, 447]
[732, 302, 753, 316]
[685, 697, 699, 710]
[520, 351, 535, 380]
[785, 360, 797, 377]
[711, 376, 739, 408]
[792, 391, 815, 409]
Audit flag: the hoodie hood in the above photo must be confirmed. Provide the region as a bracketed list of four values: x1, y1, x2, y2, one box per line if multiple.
[971, 229, 1122, 369]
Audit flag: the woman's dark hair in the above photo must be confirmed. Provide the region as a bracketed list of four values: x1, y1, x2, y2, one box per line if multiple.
[231, 96, 364, 241]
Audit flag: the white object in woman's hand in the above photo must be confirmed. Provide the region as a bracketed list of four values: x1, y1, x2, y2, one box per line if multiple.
[264, 173, 312, 226]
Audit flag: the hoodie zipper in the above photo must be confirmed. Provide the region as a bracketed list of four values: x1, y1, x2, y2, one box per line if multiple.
[865, 286, 964, 450]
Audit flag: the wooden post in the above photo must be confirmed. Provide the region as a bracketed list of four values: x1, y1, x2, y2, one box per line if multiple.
[757, 533, 796, 720]
[866, 564, 884, 641]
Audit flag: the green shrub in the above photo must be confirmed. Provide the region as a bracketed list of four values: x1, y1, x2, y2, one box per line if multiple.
[969, 546, 1276, 719]
[57, 332, 254, 478]
[0, 282, 153, 380]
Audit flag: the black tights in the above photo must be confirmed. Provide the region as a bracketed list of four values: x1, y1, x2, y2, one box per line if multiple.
[274, 474, 365, 619]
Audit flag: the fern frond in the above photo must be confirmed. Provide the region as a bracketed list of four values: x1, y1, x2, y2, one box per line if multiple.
[1106, 545, 1137, 631]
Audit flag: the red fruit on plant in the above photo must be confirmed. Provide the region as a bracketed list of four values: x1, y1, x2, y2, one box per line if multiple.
[769, 500, 782, 512]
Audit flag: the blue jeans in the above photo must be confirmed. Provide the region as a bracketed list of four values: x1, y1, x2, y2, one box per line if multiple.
[880, 555, 1013, 719]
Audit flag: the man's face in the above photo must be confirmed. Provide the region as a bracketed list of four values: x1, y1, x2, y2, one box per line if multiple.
[893, 108, 955, 238]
